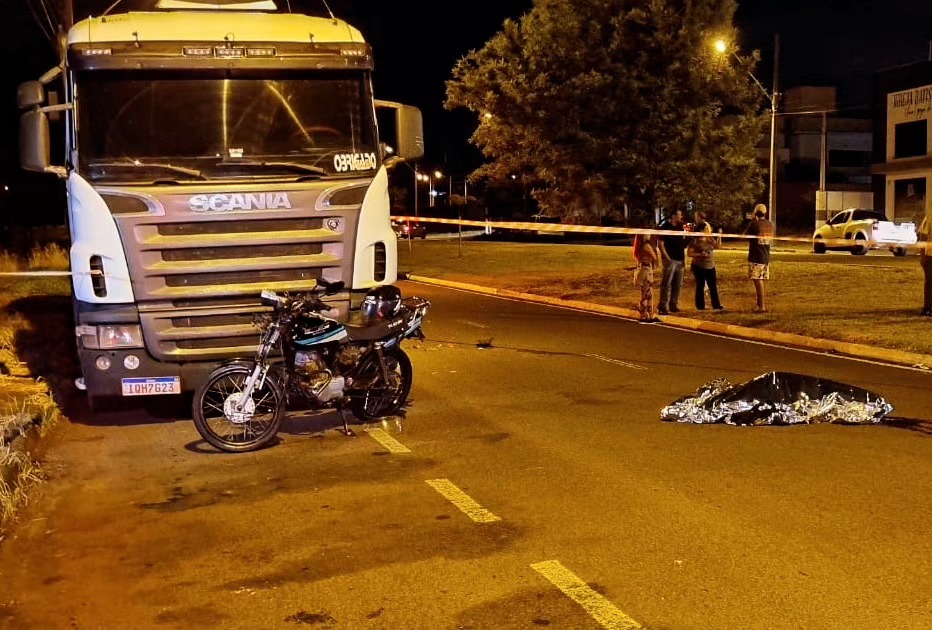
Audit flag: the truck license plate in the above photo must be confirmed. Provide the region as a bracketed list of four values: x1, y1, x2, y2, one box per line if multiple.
[121, 377, 181, 396]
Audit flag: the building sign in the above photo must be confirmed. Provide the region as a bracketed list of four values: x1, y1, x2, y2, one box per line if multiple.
[888, 84, 932, 122]
[886, 84, 932, 161]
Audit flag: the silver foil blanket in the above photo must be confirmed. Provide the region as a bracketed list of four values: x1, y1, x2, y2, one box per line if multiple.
[661, 372, 893, 425]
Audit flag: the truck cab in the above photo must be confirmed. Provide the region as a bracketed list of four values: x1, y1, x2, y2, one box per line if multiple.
[17, 0, 423, 408]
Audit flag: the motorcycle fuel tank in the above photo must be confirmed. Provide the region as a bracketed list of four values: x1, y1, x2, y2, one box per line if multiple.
[290, 314, 348, 346]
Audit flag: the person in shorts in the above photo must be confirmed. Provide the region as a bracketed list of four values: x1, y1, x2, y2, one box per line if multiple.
[745, 204, 773, 313]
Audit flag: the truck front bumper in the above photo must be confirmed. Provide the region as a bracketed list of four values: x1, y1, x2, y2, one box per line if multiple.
[77, 347, 219, 398]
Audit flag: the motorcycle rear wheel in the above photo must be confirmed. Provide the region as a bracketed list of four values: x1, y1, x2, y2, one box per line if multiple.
[193, 363, 284, 452]
[350, 348, 413, 421]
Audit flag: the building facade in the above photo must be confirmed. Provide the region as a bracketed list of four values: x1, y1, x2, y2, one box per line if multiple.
[872, 61, 932, 224]
[769, 86, 873, 230]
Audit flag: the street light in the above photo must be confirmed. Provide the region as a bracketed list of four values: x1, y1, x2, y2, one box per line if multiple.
[714, 36, 780, 232]
[429, 169, 443, 208]
[412, 168, 443, 213]
[413, 165, 425, 217]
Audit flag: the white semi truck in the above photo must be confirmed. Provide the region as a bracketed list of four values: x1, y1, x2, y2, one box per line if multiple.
[17, 0, 423, 409]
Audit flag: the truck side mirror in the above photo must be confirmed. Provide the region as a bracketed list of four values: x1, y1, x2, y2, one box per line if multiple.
[17, 81, 45, 109]
[375, 100, 424, 167]
[20, 110, 65, 177]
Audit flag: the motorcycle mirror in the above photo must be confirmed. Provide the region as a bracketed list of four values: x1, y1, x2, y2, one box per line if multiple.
[260, 289, 281, 306]
[314, 278, 345, 296]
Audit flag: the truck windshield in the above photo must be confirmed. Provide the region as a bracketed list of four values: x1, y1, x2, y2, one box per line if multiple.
[75, 69, 378, 182]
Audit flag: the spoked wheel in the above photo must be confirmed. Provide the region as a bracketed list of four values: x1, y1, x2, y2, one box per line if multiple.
[193, 363, 284, 452]
[350, 348, 413, 421]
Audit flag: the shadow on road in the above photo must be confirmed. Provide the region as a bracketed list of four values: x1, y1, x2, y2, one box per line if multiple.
[9, 293, 79, 406]
[882, 416, 932, 437]
[65, 395, 191, 426]
[181, 408, 405, 454]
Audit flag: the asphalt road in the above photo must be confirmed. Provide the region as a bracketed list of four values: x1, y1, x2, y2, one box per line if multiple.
[2, 281, 931, 630]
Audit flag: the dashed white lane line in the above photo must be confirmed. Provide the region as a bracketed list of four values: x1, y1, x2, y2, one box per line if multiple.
[584, 353, 648, 371]
[365, 428, 411, 453]
[531, 560, 642, 630]
[458, 319, 490, 329]
[425, 479, 501, 523]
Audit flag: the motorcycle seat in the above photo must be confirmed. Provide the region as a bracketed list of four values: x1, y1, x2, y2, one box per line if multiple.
[343, 313, 407, 341]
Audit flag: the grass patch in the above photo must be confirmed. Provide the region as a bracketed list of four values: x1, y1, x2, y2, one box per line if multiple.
[400, 240, 932, 357]
[0, 449, 43, 529]
[0, 252, 22, 273]
[28, 243, 69, 271]
[0, 246, 72, 530]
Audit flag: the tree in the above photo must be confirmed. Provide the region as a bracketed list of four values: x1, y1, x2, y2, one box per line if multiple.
[445, 0, 767, 227]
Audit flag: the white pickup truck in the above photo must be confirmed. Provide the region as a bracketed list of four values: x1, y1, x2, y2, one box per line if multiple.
[871, 220, 918, 256]
[813, 209, 917, 256]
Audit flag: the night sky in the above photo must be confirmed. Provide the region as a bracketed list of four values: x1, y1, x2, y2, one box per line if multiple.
[2, 0, 932, 219]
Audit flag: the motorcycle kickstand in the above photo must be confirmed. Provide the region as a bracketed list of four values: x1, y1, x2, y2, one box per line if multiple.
[338, 406, 356, 438]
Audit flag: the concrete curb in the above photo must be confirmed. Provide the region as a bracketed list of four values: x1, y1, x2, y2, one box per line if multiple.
[405, 274, 932, 370]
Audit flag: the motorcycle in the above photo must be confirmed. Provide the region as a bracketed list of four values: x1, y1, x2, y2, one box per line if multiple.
[192, 279, 430, 452]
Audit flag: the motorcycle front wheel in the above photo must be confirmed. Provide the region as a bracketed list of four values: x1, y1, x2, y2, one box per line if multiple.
[350, 347, 413, 421]
[192, 363, 285, 452]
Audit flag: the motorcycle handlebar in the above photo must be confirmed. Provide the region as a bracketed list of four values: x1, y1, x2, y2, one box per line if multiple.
[261, 290, 332, 315]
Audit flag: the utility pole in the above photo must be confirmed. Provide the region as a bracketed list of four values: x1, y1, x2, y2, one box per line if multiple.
[819, 111, 828, 193]
[62, 0, 74, 29]
[413, 164, 419, 218]
[769, 33, 780, 234]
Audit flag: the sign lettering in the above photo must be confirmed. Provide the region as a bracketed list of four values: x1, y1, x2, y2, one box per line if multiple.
[188, 192, 292, 213]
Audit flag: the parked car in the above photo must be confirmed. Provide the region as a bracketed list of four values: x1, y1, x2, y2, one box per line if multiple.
[392, 220, 427, 239]
[812, 208, 916, 256]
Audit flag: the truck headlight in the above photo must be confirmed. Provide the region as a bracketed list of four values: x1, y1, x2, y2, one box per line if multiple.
[76, 325, 144, 350]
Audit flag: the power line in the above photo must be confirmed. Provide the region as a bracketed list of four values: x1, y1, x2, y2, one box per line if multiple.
[25, 0, 56, 42]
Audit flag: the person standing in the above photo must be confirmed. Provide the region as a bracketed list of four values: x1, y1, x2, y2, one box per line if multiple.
[633, 233, 660, 322]
[919, 209, 932, 316]
[687, 211, 723, 310]
[745, 204, 774, 313]
[657, 209, 687, 315]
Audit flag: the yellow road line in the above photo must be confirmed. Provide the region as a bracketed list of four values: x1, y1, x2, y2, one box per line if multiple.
[530, 560, 642, 630]
[425, 479, 501, 523]
[365, 428, 411, 453]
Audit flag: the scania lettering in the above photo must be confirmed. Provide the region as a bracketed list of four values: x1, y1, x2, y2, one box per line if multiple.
[188, 192, 293, 213]
[17, 0, 424, 410]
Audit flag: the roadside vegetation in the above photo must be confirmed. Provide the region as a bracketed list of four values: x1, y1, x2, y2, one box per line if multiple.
[0, 244, 71, 532]
[399, 239, 932, 358]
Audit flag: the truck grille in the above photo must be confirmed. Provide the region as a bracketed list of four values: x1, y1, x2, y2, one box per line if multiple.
[113, 184, 362, 361]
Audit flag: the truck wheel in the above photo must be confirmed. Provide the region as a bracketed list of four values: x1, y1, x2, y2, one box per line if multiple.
[813, 238, 826, 254]
[892, 247, 907, 257]
[851, 233, 869, 255]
